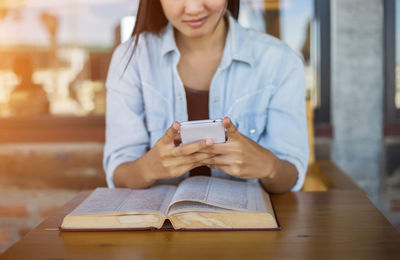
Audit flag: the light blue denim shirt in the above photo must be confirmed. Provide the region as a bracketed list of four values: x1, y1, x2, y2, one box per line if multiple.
[104, 14, 309, 191]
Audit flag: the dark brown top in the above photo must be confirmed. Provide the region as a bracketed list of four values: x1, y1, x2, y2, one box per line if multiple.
[184, 86, 211, 177]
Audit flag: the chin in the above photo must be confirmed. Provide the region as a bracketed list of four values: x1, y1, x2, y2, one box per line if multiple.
[185, 31, 209, 38]
[180, 26, 214, 38]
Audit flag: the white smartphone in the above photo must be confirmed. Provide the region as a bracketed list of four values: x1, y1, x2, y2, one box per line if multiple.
[180, 119, 226, 145]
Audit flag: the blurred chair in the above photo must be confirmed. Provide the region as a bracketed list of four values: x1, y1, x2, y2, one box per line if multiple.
[302, 92, 330, 191]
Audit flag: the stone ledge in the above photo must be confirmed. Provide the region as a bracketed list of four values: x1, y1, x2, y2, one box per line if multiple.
[0, 143, 107, 190]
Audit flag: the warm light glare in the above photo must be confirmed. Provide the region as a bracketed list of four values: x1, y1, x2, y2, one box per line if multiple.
[0, 0, 319, 117]
[0, 0, 138, 117]
[121, 16, 136, 43]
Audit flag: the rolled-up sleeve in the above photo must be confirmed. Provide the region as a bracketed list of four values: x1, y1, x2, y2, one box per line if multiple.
[263, 54, 309, 191]
[103, 42, 149, 188]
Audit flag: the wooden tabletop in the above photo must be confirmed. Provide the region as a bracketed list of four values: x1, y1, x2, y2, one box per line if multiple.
[1, 190, 399, 260]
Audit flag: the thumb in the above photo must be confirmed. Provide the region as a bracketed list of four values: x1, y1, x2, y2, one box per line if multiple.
[163, 121, 180, 143]
[223, 117, 239, 140]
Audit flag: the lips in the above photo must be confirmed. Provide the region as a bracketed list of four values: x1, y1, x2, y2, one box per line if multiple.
[184, 16, 208, 28]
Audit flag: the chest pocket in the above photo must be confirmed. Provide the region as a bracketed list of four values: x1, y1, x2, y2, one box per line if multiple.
[227, 87, 272, 143]
[233, 113, 268, 143]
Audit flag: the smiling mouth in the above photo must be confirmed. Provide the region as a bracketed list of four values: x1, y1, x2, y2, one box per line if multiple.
[183, 16, 208, 28]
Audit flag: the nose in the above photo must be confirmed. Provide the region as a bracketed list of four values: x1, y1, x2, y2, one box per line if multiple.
[184, 0, 205, 16]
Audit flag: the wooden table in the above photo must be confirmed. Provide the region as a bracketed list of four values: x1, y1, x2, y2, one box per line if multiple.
[1, 189, 399, 260]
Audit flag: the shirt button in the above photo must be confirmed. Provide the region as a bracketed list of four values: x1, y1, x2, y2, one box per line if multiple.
[212, 98, 218, 104]
[177, 95, 183, 101]
[249, 129, 256, 134]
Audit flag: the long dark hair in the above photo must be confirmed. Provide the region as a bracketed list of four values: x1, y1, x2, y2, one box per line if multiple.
[123, 0, 240, 72]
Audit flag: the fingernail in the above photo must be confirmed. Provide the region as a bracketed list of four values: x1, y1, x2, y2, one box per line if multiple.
[223, 117, 229, 126]
[206, 139, 213, 145]
[173, 122, 180, 130]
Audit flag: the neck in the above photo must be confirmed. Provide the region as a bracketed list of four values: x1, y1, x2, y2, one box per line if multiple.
[175, 17, 227, 54]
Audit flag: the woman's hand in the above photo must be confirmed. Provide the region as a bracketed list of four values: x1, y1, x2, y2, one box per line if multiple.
[114, 121, 215, 188]
[200, 117, 298, 193]
[199, 117, 279, 181]
[143, 121, 215, 182]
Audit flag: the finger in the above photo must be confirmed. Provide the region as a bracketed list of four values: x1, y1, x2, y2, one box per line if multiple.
[163, 152, 215, 168]
[185, 152, 216, 165]
[168, 154, 215, 177]
[201, 143, 227, 154]
[163, 122, 180, 143]
[171, 162, 204, 178]
[223, 116, 240, 140]
[171, 139, 213, 157]
[200, 154, 231, 166]
[200, 142, 240, 155]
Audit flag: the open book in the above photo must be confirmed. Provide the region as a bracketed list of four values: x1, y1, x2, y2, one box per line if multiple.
[60, 176, 280, 231]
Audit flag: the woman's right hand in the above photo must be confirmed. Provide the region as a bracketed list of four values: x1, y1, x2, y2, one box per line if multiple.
[140, 121, 215, 183]
[114, 122, 215, 188]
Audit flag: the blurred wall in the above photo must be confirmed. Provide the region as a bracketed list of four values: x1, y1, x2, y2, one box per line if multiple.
[331, 0, 384, 204]
[0, 143, 106, 253]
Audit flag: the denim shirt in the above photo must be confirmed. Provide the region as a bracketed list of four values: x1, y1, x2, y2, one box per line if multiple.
[104, 14, 309, 191]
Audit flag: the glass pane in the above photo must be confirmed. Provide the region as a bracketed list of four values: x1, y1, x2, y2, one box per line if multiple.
[396, 0, 400, 108]
[0, 0, 137, 117]
[0, 1, 320, 116]
[239, 0, 318, 108]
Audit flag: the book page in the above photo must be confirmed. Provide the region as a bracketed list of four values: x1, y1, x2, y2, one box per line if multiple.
[170, 176, 210, 204]
[168, 201, 234, 215]
[169, 176, 268, 212]
[70, 186, 176, 216]
[118, 185, 176, 215]
[69, 188, 132, 215]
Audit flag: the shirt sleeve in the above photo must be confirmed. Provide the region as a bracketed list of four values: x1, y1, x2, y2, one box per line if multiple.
[262, 53, 309, 191]
[103, 42, 149, 188]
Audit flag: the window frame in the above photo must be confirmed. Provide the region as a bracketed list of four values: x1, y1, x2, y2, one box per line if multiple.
[314, 0, 331, 125]
[384, 0, 400, 136]
[0, 0, 333, 143]
[385, 0, 400, 123]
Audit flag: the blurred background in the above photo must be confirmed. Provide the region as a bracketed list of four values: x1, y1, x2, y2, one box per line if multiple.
[0, 0, 398, 253]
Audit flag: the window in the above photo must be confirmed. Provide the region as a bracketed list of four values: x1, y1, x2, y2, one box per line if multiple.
[0, 0, 330, 142]
[0, 0, 136, 117]
[240, 0, 316, 104]
[239, 0, 331, 124]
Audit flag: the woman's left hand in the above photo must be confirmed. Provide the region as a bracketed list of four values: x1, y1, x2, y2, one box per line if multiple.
[200, 117, 279, 181]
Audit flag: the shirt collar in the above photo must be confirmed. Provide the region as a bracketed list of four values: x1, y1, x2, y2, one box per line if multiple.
[222, 14, 254, 68]
[160, 22, 177, 58]
[159, 13, 254, 68]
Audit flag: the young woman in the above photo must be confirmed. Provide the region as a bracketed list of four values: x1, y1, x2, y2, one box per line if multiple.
[103, 0, 309, 193]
